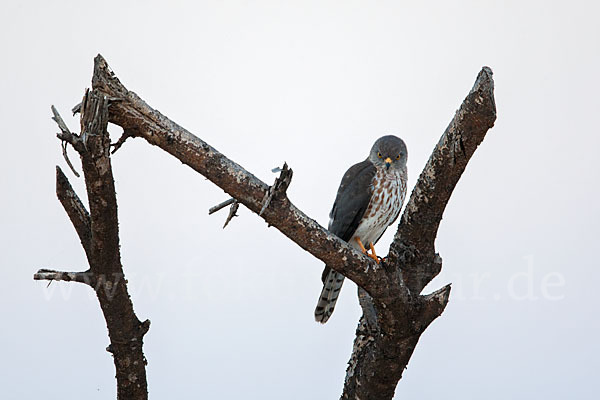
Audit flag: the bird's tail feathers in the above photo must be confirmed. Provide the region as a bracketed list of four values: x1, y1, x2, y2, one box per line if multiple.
[314, 268, 345, 324]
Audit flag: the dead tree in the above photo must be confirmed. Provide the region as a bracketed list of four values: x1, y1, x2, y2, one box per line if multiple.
[35, 91, 149, 399]
[35, 55, 496, 400]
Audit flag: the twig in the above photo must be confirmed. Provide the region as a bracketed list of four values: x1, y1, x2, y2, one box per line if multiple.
[61, 140, 80, 177]
[52, 105, 82, 176]
[111, 128, 135, 154]
[51, 105, 85, 153]
[222, 201, 239, 228]
[33, 268, 95, 285]
[208, 198, 240, 228]
[51, 105, 73, 137]
[208, 198, 236, 215]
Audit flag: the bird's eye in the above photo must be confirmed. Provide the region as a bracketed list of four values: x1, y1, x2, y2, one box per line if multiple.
[396, 155, 401, 160]
[377, 152, 382, 158]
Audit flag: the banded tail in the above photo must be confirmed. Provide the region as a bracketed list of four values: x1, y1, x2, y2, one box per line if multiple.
[314, 268, 345, 323]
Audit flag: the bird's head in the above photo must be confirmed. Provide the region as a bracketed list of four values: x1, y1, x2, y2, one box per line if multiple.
[369, 135, 408, 172]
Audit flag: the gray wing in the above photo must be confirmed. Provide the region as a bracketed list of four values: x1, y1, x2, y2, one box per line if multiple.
[328, 159, 376, 242]
[321, 159, 376, 283]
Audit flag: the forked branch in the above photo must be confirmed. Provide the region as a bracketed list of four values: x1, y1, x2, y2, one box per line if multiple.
[39, 54, 495, 400]
[87, 55, 495, 400]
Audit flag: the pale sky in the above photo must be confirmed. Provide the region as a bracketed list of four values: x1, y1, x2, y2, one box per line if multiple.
[1, 1, 599, 399]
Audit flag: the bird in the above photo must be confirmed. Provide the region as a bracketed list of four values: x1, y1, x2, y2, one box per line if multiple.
[314, 135, 408, 324]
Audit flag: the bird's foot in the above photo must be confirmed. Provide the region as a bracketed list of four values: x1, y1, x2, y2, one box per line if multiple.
[354, 238, 380, 264]
[367, 242, 380, 264]
[355, 237, 368, 253]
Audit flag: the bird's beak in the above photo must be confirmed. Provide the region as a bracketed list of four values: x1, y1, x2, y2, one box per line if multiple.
[384, 157, 392, 170]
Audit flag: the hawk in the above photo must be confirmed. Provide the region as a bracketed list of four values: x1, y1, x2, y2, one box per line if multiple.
[315, 135, 408, 323]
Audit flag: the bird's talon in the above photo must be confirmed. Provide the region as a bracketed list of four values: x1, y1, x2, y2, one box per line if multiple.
[367, 252, 380, 264]
[367, 242, 380, 264]
[354, 238, 381, 264]
[355, 237, 368, 254]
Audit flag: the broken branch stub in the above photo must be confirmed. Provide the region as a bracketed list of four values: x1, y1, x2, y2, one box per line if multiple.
[260, 162, 293, 216]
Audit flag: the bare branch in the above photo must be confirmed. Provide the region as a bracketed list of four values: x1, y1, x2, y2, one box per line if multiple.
[51, 105, 85, 153]
[417, 284, 452, 332]
[52, 105, 83, 177]
[56, 166, 91, 258]
[34, 268, 95, 285]
[90, 53, 381, 292]
[208, 198, 236, 215]
[223, 200, 240, 228]
[209, 197, 240, 228]
[51, 105, 73, 137]
[391, 67, 496, 295]
[61, 140, 80, 177]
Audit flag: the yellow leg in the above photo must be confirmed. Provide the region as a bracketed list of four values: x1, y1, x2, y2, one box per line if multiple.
[354, 237, 368, 253]
[369, 242, 377, 259]
[354, 238, 380, 264]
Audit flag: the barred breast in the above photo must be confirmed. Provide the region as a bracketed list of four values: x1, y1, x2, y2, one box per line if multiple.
[351, 167, 407, 249]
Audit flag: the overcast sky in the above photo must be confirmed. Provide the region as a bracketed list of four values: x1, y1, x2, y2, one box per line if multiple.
[1, 1, 599, 399]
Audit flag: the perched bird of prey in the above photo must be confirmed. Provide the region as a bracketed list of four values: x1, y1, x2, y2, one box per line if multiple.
[315, 135, 408, 323]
